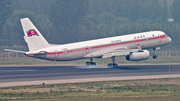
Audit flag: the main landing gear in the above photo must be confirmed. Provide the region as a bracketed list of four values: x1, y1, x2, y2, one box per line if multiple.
[86, 58, 96, 66]
[107, 56, 118, 67]
[153, 47, 158, 59]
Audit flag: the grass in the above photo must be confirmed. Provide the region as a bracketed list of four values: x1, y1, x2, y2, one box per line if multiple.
[0, 56, 180, 66]
[0, 78, 180, 100]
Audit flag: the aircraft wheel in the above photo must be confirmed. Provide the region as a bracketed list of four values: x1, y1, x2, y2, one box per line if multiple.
[86, 62, 91, 66]
[86, 62, 96, 66]
[91, 62, 96, 66]
[113, 64, 118, 67]
[153, 55, 157, 59]
[108, 63, 118, 67]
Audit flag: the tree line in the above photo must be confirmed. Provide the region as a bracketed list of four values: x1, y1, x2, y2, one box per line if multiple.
[0, 0, 179, 50]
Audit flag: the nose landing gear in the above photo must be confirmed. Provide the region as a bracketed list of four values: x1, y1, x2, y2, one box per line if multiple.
[153, 47, 158, 59]
[153, 55, 157, 59]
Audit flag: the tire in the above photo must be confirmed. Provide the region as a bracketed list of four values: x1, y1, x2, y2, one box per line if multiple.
[86, 62, 96, 66]
[86, 62, 90, 66]
[153, 55, 157, 59]
[92, 62, 96, 66]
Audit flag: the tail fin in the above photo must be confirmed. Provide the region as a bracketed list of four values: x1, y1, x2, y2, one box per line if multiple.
[20, 18, 50, 51]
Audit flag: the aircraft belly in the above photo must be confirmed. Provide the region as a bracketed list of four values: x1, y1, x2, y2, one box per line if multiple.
[48, 51, 88, 61]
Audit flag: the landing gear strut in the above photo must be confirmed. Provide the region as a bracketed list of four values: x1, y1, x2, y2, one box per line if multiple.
[107, 56, 118, 67]
[153, 47, 158, 59]
[86, 58, 96, 66]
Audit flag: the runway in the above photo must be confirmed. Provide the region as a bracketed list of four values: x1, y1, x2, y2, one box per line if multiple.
[0, 64, 180, 87]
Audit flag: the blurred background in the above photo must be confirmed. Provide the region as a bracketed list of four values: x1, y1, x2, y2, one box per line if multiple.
[0, 0, 179, 51]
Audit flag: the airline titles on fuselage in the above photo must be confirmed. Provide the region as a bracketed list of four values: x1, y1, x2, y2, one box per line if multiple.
[111, 40, 121, 43]
[134, 35, 145, 39]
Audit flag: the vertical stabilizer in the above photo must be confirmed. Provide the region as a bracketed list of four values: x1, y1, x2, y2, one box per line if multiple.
[20, 18, 50, 51]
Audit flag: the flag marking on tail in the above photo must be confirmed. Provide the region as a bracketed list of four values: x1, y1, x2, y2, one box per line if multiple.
[27, 29, 39, 37]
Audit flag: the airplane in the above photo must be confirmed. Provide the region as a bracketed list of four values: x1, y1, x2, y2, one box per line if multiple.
[4, 18, 171, 67]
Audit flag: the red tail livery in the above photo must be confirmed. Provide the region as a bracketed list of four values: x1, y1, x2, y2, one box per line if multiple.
[27, 29, 39, 37]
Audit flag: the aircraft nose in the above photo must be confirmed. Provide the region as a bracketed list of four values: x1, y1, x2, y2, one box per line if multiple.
[168, 37, 172, 43]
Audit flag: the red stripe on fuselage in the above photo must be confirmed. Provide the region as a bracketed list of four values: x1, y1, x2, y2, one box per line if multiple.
[26, 35, 167, 56]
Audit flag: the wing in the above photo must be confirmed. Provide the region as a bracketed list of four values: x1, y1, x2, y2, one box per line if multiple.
[102, 44, 145, 58]
[84, 46, 141, 58]
[102, 48, 139, 58]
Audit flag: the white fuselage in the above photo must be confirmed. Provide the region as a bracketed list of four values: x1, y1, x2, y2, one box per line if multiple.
[26, 31, 171, 61]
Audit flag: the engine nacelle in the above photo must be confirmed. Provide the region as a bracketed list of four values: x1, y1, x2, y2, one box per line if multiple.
[126, 50, 150, 61]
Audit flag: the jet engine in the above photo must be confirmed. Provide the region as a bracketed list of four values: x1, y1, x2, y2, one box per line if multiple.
[126, 50, 150, 61]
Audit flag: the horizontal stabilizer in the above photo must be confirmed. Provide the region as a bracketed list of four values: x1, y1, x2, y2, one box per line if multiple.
[4, 49, 27, 54]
